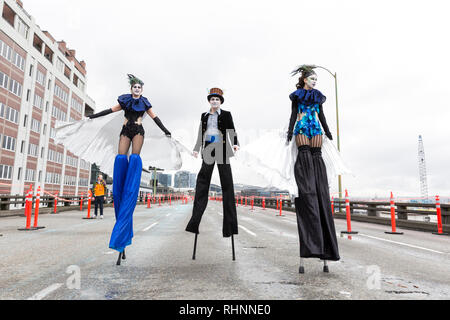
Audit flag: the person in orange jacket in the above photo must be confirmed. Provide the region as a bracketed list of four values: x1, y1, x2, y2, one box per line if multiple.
[93, 175, 107, 219]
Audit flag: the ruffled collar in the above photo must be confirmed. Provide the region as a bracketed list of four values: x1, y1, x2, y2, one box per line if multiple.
[118, 94, 152, 112]
[289, 89, 326, 106]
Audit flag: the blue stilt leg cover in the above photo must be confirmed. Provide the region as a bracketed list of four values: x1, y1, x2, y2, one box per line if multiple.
[109, 154, 143, 253]
[113, 155, 129, 220]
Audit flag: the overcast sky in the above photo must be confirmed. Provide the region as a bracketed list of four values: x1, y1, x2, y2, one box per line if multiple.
[24, 0, 450, 198]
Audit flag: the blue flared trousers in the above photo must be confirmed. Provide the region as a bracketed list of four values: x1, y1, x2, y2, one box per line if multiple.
[109, 154, 142, 253]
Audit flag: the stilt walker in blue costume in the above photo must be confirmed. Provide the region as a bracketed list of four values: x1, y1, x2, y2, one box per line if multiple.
[87, 74, 172, 265]
[287, 65, 340, 273]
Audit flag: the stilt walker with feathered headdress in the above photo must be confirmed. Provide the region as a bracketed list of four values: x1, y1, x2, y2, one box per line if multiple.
[287, 65, 340, 274]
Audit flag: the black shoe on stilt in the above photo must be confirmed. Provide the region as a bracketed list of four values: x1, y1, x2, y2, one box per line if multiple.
[231, 235, 236, 261]
[192, 234, 198, 260]
[299, 258, 305, 274]
[116, 252, 123, 266]
[323, 260, 329, 273]
[122, 249, 126, 260]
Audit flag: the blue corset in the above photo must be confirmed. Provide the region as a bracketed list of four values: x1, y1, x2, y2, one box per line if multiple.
[293, 103, 323, 139]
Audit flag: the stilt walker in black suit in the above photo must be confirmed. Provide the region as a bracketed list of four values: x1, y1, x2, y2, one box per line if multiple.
[186, 88, 240, 260]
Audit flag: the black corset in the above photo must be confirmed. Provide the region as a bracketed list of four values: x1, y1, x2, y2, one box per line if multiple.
[124, 109, 145, 123]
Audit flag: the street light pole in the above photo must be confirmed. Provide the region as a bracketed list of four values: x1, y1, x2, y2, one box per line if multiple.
[316, 66, 343, 201]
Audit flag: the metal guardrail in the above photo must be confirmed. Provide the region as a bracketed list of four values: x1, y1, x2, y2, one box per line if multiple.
[239, 197, 449, 223]
[233, 197, 450, 234]
[0, 193, 184, 215]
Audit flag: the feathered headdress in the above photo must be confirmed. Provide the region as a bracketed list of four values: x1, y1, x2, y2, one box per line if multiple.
[290, 64, 317, 77]
[127, 74, 144, 86]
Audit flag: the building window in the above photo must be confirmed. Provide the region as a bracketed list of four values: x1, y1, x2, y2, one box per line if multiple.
[17, 167, 22, 180]
[66, 155, 78, 167]
[29, 64, 33, 77]
[41, 147, 44, 158]
[52, 105, 66, 121]
[79, 178, 89, 187]
[16, 16, 30, 39]
[38, 171, 42, 182]
[36, 70, 45, 86]
[71, 97, 83, 114]
[26, 89, 30, 102]
[64, 175, 76, 186]
[3, 106, 19, 124]
[28, 143, 39, 157]
[43, 124, 47, 135]
[45, 172, 61, 184]
[33, 94, 43, 109]
[6, 77, 22, 97]
[20, 140, 25, 153]
[2, 135, 16, 151]
[25, 169, 36, 182]
[0, 165, 13, 180]
[47, 149, 63, 164]
[0, 40, 25, 71]
[56, 58, 64, 73]
[49, 127, 56, 139]
[54, 84, 68, 103]
[23, 114, 28, 127]
[31, 118, 41, 133]
[80, 159, 91, 170]
[0, 71, 9, 89]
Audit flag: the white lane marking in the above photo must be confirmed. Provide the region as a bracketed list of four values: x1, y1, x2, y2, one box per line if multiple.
[143, 222, 159, 232]
[104, 251, 115, 255]
[217, 212, 223, 216]
[28, 283, 63, 300]
[359, 233, 445, 254]
[166, 214, 171, 217]
[239, 225, 257, 237]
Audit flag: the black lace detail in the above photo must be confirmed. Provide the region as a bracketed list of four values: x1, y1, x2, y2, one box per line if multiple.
[120, 122, 145, 140]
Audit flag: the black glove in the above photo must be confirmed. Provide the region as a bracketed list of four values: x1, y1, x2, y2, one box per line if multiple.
[87, 108, 113, 119]
[287, 131, 293, 143]
[325, 131, 333, 140]
[153, 117, 171, 137]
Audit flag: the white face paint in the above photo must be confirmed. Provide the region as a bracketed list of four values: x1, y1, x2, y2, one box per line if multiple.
[131, 84, 143, 97]
[209, 97, 222, 109]
[305, 74, 318, 89]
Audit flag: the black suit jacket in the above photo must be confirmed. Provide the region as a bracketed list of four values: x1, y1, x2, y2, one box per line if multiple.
[194, 109, 239, 163]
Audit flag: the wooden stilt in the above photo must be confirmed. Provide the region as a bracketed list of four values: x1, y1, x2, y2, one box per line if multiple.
[231, 235, 236, 261]
[192, 234, 198, 260]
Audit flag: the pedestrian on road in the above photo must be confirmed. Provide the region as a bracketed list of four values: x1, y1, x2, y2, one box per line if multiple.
[93, 174, 106, 219]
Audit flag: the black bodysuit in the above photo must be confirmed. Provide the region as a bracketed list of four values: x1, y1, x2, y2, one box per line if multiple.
[120, 109, 146, 140]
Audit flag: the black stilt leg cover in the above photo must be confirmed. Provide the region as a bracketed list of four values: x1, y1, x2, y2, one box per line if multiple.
[294, 145, 324, 258]
[311, 147, 340, 261]
[186, 161, 238, 238]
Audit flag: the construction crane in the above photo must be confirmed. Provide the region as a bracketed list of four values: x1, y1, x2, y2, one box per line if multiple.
[418, 135, 429, 200]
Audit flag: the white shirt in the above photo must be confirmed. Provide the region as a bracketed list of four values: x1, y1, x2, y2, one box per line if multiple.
[204, 108, 221, 142]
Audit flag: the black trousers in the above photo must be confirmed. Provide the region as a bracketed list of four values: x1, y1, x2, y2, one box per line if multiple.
[94, 195, 104, 216]
[186, 158, 238, 238]
[294, 146, 340, 261]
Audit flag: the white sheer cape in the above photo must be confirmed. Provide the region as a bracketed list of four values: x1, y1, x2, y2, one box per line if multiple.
[232, 128, 353, 197]
[55, 112, 190, 177]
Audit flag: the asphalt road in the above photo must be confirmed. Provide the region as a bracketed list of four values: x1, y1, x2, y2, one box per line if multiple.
[0, 200, 449, 300]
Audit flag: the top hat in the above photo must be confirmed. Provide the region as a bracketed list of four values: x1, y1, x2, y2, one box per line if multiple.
[207, 88, 225, 104]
